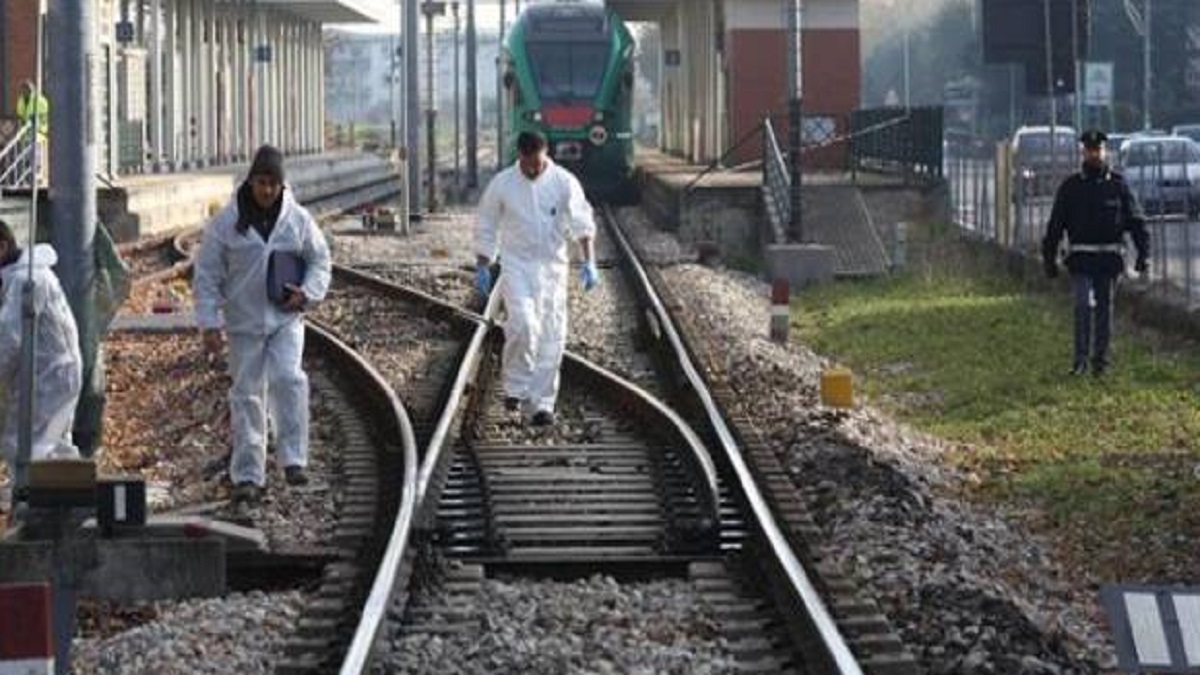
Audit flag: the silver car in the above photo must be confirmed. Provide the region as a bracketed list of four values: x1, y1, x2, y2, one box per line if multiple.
[1120, 136, 1200, 217]
[1011, 125, 1079, 196]
[1171, 124, 1200, 144]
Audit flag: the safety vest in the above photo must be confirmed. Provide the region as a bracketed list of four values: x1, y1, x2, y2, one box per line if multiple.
[16, 92, 49, 137]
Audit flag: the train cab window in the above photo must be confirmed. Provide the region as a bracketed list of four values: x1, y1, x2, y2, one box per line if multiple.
[526, 42, 609, 100]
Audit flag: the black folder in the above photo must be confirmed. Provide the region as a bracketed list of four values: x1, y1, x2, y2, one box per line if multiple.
[267, 250, 307, 305]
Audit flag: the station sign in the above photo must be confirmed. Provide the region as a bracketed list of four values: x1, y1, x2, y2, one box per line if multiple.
[115, 20, 134, 43]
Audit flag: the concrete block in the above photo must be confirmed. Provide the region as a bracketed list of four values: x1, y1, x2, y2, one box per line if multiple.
[0, 537, 225, 601]
[765, 243, 836, 287]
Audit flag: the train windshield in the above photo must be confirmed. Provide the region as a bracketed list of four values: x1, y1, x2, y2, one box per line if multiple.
[526, 42, 609, 100]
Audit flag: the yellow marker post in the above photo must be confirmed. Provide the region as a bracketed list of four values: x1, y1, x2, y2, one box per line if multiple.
[820, 367, 854, 408]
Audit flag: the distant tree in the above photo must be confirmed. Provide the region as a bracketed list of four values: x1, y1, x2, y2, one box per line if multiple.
[631, 23, 660, 92]
[863, 0, 978, 108]
[862, 0, 1200, 135]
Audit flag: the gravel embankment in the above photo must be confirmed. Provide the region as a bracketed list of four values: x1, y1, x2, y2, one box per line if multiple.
[379, 574, 739, 675]
[636, 236, 1109, 673]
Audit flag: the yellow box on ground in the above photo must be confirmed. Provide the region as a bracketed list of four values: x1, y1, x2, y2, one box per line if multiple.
[820, 367, 854, 408]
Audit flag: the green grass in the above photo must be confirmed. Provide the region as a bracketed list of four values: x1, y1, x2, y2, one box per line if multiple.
[794, 226, 1200, 582]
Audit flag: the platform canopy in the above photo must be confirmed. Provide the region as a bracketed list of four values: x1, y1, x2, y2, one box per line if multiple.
[605, 0, 677, 22]
[256, 0, 388, 24]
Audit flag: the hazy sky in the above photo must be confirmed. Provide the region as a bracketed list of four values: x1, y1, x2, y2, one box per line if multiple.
[330, 0, 547, 34]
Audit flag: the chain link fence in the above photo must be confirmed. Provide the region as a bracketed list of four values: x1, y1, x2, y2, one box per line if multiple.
[946, 131, 1200, 307]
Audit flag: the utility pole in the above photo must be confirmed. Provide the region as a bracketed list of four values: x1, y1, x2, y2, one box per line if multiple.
[390, 12, 398, 148]
[902, 23, 910, 109]
[1143, 0, 1152, 130]
[1072, 0, 1082, 132]
[396, 0, 410, 224]
[423, 1, 445, 213]
[15, 0, 48, 513]
[453, 1, 461, 186]
[1044, 0, 1058, 184]
[497, 0, 506, 170]
[48, 0, 101, 458]
[406, 0, 421, 213]
[787, 0, 803, 242]
[466, 0, 477, 188]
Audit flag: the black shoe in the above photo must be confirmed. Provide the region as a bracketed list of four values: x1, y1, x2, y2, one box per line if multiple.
[285, 466, 310, 486]
[232, 482, 260, 504]
[531, 410, 555, 427]
[504, 396, 523, 412]
[1069, 362, 1087, 376]
[1091, 361, 1108, 377]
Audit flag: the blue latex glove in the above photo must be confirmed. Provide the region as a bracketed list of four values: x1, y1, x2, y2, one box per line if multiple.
[476, 263, 492, 296]
[580, 261, 599, 292]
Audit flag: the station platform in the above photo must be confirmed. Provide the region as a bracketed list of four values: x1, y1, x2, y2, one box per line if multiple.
[1, 150, 401, 245]
[633, 148, 940, 278]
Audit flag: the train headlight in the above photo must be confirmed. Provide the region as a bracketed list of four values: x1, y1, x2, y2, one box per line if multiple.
[589, 125, 608, 146]
[593, 111, 605, 123]
[524, 110, 543, 123]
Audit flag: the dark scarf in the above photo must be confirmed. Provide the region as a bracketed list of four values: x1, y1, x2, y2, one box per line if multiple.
[235, 182, 283, 241]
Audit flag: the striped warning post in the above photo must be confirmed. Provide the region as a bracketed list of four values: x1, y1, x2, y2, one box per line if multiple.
[770, 279, 790, 344]
[0, 583, 54, 675]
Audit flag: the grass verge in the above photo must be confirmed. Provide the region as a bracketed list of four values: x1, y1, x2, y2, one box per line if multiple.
[793, 222, 1200, 583]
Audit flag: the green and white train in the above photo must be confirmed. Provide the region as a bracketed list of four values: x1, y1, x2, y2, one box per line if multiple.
[501, 0, 636, 202]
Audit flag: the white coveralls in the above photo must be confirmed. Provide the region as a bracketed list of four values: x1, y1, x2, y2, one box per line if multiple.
[0, 245, 82, 462]
[193, 188, 331, 486]
[475, 159, 596, 414]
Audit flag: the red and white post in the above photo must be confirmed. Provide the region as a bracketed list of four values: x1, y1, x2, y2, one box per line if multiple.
[770, 279, 790, 344]
[0, 583, 54, 675]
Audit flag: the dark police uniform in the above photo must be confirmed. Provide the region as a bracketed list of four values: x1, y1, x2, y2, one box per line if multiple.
[1042, 129, 1149, 375]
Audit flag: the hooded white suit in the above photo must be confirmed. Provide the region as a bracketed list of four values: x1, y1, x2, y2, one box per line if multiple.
[193, 187, 331, 486]
[0, 244, 82, 462]
[475, 159, 596, 413]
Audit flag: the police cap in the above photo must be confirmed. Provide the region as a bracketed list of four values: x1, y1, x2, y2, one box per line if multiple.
[1080, 129, 1108, 149]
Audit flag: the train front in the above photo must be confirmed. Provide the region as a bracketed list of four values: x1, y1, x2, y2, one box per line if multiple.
[503, 1, 635, 201]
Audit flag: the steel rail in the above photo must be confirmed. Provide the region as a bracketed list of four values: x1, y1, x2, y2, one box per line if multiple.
[602, 204, 864, 675]
[331, 262, 723, 532]
[337, 278, 495, 675]
[310, 318, 420, 675]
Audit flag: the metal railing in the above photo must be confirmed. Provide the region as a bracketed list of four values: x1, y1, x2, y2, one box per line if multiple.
[761, 117, 790, 245]
[946, 133, 1200, 307]
[0, 122, 34, 189]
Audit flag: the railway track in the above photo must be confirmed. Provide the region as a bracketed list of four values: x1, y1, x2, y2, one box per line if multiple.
[102, 170, 916, 672]
[321, 205, 917, 673]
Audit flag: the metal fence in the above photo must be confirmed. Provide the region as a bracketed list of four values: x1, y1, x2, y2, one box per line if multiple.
[850, 107, 943, 183]
[946, 132, 1200, 307]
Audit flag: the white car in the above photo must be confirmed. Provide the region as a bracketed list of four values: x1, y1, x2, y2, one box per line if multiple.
[1119, 136, 1200, 217]
[1010, 125, 1078, 196]
[1172, 124, 1200, 144]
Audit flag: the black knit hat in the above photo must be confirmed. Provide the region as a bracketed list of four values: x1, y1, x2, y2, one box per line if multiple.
[249, 145, 285, 181]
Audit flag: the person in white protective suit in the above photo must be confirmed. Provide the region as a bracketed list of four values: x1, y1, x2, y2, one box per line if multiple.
[194, 145, 331, 504]
[0, 219, 82, 466]
[475, 131, 599, 427]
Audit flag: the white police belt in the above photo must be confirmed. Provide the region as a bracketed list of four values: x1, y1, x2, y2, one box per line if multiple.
[1068, 243, 1125, 253]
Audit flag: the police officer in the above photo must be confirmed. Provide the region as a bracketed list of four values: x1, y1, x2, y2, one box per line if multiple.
[1042, 128, 1149, 376]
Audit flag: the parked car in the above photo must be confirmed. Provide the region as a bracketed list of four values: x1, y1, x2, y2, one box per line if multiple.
[1119, 136, 1200, 217]
[1010, 125, 1078, 196]
[1171, 123, 1200, 144]
[1105, 132, 1132, 169]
